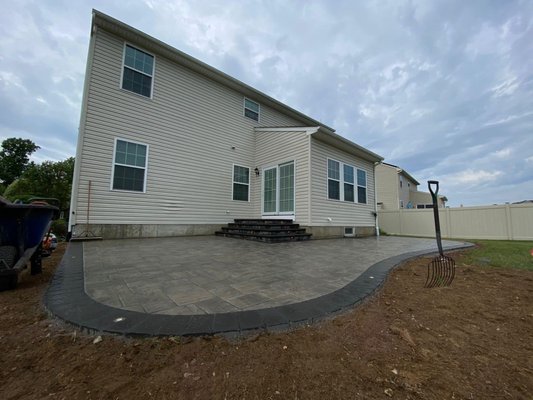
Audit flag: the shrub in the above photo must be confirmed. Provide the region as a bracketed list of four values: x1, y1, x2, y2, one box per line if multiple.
[51, 219, 68, 238]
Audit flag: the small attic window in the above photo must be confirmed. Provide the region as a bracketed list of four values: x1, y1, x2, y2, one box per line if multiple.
[244, 98, 259, 121]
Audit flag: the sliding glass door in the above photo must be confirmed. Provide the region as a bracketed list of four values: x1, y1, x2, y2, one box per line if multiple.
[262, 161, 294, 216]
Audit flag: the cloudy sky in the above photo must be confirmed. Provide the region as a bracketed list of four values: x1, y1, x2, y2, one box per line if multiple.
[1, 0, 532, 206]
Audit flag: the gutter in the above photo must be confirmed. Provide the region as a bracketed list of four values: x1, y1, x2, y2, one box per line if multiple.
[92, 9, 336, 133]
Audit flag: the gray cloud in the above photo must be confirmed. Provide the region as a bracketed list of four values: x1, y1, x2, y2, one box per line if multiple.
[1, 0, 532, 205]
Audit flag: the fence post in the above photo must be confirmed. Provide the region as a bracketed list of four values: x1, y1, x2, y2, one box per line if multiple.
[399, 209, 403, 235]
[505, 204, 513, 240]
[445, 207, 451, 239]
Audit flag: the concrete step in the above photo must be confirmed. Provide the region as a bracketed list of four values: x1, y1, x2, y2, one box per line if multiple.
[220, 227, 308, 236]
[216, 218, 312, 243]
[228, 223, 300, 230]
[215, 231, 312, 243]
[233, 219, 295, 225]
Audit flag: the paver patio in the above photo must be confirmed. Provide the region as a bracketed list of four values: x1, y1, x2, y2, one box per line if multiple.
[46, 236, 471, 336]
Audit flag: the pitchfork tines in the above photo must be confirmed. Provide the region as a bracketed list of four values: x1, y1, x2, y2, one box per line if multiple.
[425, 254, 455, 288]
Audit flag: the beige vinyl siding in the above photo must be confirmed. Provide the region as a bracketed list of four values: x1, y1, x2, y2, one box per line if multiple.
[73, 28, 301, 225]
[375, 164, 400, 210]
[310, 138, 375, 226]
[398, 173, 411, 208]
[410, 191, 433, 207]
[253, 130, 311, 224]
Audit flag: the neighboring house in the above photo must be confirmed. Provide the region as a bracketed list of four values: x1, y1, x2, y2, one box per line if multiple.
[68, 10, 384, 240]
[375, 163, 446, 210]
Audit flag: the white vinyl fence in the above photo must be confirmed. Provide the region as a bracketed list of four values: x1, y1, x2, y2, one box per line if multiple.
[378, 203, 533, 241]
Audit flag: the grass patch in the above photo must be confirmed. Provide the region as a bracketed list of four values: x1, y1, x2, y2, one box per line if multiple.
[459, 240, 533, 270]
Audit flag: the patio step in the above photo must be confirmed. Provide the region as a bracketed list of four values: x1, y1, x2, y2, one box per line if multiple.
[215, 219, 312, 243]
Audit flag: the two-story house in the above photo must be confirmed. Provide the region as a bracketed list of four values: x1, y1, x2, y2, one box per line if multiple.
[69, 10, 383, 240]
[375, 163, 446, 210]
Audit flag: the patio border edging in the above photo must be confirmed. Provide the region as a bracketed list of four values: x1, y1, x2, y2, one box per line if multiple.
[43, 240, 474, 337]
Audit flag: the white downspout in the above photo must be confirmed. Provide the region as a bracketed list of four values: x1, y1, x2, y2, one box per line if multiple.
[68, 16, 97, 235]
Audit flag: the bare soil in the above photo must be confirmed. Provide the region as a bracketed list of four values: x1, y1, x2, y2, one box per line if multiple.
[0, 243, 532, 399]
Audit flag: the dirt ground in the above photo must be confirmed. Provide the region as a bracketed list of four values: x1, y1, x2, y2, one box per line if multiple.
[1, 243, 532, 400]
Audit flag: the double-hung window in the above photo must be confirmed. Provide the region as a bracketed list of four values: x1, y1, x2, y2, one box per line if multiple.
[233, 165, 250, 201]
[328, 158, 367, 204]
[327, 160, 341, 200]
[343, 165, 355, 202]
[122, 44, 154, 98]
[112, 139, 148, 192]
[244, 98, 260, 121]
[357, 169, 367, 204]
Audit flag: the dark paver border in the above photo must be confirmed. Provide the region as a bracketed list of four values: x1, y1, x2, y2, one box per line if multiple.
[44, 240, 473, 337]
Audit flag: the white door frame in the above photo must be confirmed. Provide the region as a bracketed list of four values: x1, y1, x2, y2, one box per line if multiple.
[261, 160, 295, 219]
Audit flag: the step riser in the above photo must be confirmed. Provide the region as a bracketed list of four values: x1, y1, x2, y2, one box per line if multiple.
[221, 229, 307, 236]
[228, 224, 300, 230]
[234, 219, 294, 225]
[215, 231, 311, 238]
[215, 233, 311, 243]
[216, 218, 312, 243]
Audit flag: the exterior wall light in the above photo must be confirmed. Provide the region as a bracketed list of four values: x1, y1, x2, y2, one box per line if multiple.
[254, 167, 260, 176]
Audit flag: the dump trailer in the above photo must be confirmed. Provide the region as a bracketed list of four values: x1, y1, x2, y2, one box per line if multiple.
[0, 197, 59, 291]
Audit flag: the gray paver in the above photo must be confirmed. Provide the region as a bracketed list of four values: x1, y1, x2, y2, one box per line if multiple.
[82, 236, 465, 315]
[226, 293, 271, 309]
[195, 298, 240, 314]
[47, 236, 473, 337]
[164, 284, 214, 305]
[156, 303, 202, 315]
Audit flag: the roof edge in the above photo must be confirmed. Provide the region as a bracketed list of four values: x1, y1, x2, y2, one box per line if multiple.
[312, 128, 384, 163]
[254, 126, 320, 133]
[380, 162, 420, 185]
[91, 9, 336, 133]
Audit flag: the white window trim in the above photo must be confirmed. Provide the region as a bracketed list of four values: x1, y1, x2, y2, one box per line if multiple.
[327, 158, 367, 204]
[232, 164, 250, 202]
[343, 164, 355, 203]
[260, 160, 296, 217]
[327, 158, 341, 201]
[357, 168, 367, 204]
[110, 137, 149, 193]
[120, 42, 156, 99]
[243, 97, 260, 122]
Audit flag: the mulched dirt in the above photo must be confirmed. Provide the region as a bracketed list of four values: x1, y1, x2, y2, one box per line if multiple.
[1, 243, 532, 399]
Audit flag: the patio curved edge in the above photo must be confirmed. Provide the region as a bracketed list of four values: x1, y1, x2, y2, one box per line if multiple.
[43, 240, 474, 337]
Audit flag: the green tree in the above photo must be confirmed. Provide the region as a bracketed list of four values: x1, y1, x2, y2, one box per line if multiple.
[3, 157, 75, 211]
[0, 138, 40, 185]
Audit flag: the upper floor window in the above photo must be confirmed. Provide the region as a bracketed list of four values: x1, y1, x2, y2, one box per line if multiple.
[244, 98, 260, 121]
[233, 165, 250, 201]
[112, 139, 148, 192]
[122, 44, 154, 98]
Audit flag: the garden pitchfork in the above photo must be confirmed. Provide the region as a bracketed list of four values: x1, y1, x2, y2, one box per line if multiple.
[425, 181, 455, 288]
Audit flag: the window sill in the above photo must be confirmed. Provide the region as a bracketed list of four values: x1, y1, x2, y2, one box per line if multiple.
[327, 198, 367, 205]
[110, 188, 147, 194]
[120, 87, 153, 100]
